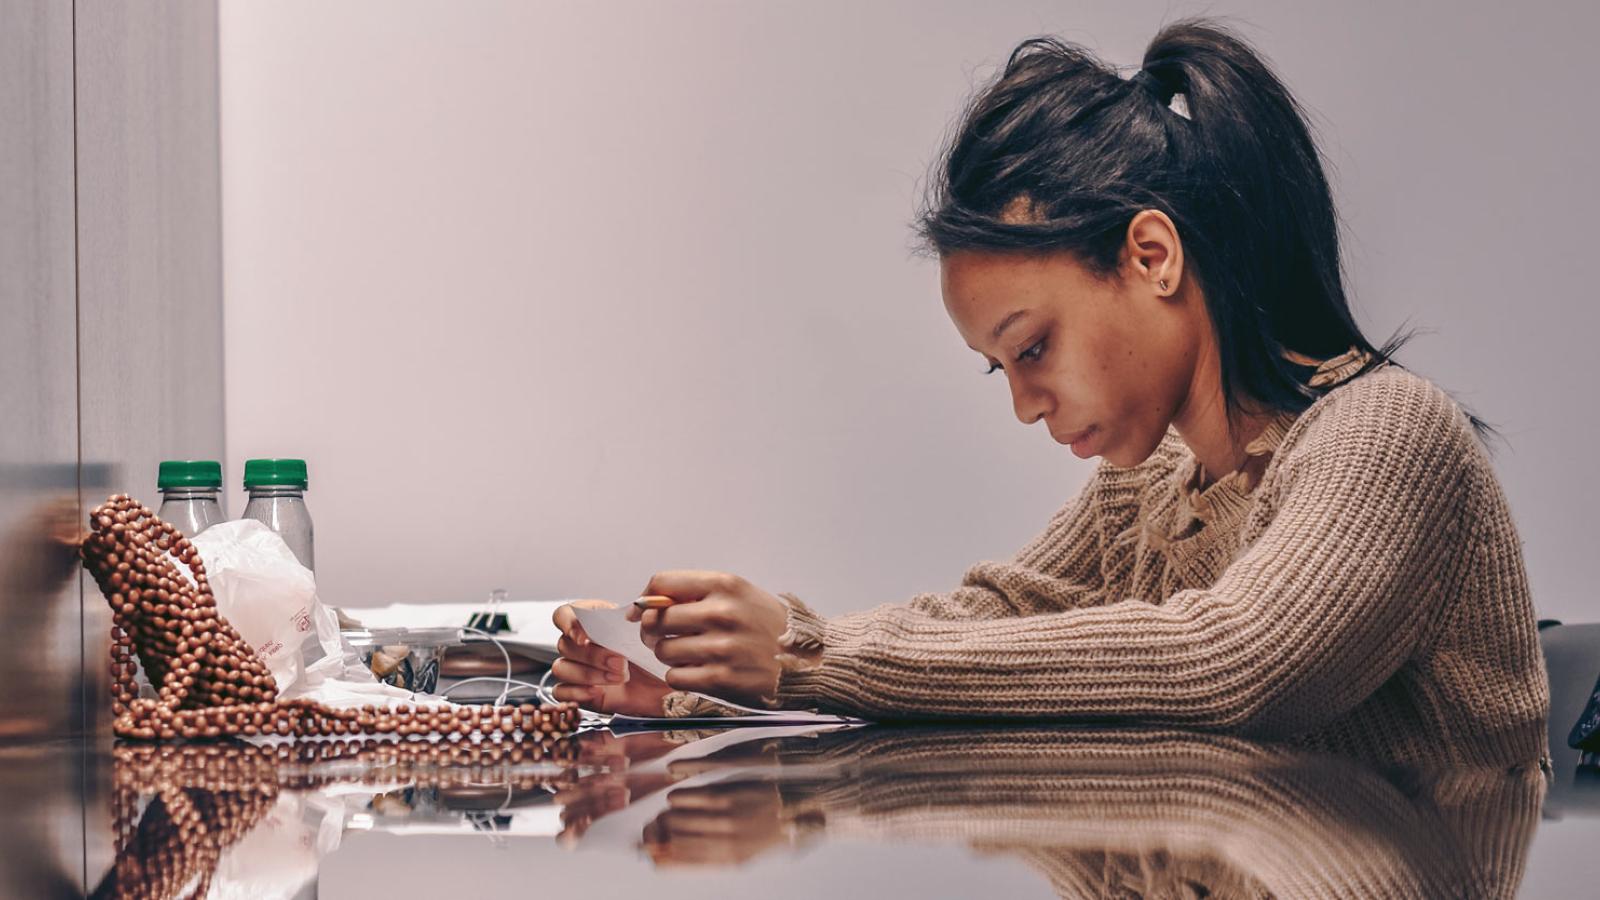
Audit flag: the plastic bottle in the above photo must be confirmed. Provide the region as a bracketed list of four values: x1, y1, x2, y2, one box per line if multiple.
[241, 458, 315, 572]
[156, 460, 225, 537]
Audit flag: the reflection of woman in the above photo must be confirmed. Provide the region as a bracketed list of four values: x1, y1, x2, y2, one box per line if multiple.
[645, 728, 1547, 900]
[551, 17, 1549, 769]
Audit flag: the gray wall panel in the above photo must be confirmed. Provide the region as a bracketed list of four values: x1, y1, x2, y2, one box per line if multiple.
[0, 0, 87, 893]
[74, 0, 226, 734]
[70, 0, 226, 889]
[75, 0, 226, 475]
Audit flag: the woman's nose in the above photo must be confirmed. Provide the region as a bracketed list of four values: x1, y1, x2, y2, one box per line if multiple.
[1009, 378, 1052, 426]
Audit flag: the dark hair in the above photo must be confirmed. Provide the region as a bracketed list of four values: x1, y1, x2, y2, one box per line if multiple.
[916, 16, 1496, 443]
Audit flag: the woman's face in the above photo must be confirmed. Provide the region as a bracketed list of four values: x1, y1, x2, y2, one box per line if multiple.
[940, 217, 1204, 468]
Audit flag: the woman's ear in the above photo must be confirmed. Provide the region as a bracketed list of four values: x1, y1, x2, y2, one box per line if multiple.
[1124, 209, 1183, 296]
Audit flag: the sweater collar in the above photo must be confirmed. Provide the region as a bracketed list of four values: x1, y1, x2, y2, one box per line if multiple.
[1167, 345, 1374, 537]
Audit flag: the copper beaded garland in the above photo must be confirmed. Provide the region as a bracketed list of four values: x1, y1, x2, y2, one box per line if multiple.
[79, 494, 580, 743]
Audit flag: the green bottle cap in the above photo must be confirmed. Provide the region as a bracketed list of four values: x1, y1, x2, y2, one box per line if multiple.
[243, 458, 309, 489]
[157, 460, 223, 490]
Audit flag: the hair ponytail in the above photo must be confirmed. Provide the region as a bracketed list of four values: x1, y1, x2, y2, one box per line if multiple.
[918, 16, 1496, 442]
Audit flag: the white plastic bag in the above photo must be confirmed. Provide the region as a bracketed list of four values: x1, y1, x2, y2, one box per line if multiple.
[189, 519, 348, 698]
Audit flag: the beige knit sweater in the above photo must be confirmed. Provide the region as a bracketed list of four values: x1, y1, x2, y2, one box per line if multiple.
[697, 350, 1550, 769]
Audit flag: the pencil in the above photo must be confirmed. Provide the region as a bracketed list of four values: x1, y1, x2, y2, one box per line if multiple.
[632, 594, 679, 610]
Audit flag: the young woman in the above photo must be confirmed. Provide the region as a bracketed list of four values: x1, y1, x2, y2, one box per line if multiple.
[551, 18, 1550, 769]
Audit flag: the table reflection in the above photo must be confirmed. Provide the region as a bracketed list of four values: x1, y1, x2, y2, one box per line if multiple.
[88, 723, 1548, 898]
[623, 727, 1547, 898]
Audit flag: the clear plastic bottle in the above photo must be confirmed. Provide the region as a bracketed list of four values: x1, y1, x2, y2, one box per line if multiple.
[241, 458, 315, 572]
[156, 460, 225, 537]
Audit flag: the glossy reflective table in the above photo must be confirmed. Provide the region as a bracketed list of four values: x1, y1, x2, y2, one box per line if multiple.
[13, 717, 1600, 899]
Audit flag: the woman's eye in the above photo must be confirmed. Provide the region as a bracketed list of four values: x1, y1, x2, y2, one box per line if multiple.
[983, 339, 1044, 375]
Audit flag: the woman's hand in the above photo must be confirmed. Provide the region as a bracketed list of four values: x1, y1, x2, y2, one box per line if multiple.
[551, 599, 673, 716]
[627, 571, 790, 708]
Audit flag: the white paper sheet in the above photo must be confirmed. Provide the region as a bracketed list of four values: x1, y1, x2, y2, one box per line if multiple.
[571, 604, 672, 681]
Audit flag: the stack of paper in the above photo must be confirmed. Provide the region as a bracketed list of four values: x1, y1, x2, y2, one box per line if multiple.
[343, 599, 567, 662]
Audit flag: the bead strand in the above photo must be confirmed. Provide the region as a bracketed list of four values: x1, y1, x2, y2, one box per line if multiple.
[80, 494, 580, 743]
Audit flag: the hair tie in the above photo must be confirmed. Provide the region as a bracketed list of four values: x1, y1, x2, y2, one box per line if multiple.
[1127, 69, 1190, 120]
[1128, 69, 1164, 95]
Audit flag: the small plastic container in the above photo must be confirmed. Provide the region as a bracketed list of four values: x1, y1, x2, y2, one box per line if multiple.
[343, 627, 457, 694]
[156, 460, 225, 538]
[241, 458, 315, 572]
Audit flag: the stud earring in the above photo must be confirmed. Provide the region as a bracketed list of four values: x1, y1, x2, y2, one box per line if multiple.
[1159, 279, 1169, 292]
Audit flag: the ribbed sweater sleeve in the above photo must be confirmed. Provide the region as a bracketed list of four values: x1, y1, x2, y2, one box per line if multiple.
[773, 373, 1476, 736]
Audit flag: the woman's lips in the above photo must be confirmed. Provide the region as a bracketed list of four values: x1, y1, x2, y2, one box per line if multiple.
[1058, 425, 1098, 458]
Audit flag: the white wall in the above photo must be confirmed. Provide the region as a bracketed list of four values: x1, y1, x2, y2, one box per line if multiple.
[220, 0, 1599, 621]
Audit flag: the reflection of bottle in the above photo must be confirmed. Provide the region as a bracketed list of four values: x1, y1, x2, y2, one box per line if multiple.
[241, 458, 314, 572]
[157, 460, 225, 538]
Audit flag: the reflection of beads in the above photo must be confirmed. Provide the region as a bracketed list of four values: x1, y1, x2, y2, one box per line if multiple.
[104, 774, 275, 900]
[104, 737, 579, 899]
[114, 737, 580, 796]
[80, 494, 580, 742]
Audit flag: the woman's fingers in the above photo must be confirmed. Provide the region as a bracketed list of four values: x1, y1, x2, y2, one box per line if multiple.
[554, 599, 619, 646]
[552, 603, 582, 641]
[637, 605, 712, 648]
[556, 635, 627, 674]
[553, 681, 638, 712]
[551, 683, 604, 706]
[552, 605, 629, 710]
[551, 656, 626, 686]
[639, 599, 731, 638]
[643, 570, 737, 603]
[653, 634, 735, 667]
[636, 566, 748, 608]
[663, 664, 729, 695]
